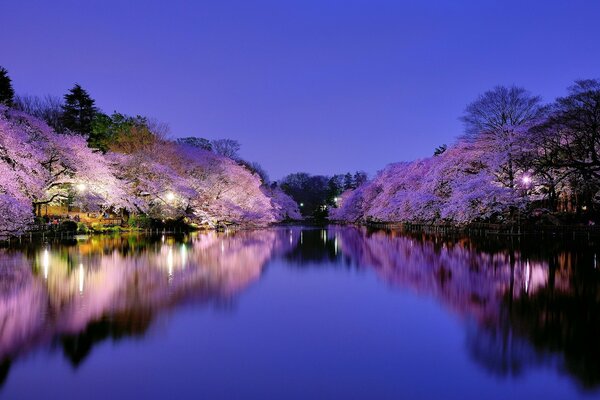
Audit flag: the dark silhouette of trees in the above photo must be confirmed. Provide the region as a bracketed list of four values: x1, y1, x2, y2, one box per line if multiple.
[280, 171, 368, 218]
[434, 144, 447, 156]
[13, 94, 65, 133]
[343, 173, 353, 190]
[0, 67, 15, 106]
[525, 79, 600, 212]
[61, 84, 97, 136]
[353, 171, 368, 187]
[211, 138, 240, 159]
[176, 137, 213, 151]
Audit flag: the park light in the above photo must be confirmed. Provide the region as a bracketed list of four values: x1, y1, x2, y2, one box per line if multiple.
[166, 191, 175, 201]
[521, 175, 532, 186]
[300, 202, 304, 207]
[76, 183, 87, 192]
[334, 197, 339, 203]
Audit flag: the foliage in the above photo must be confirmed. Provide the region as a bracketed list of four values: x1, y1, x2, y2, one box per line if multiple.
[127, 214, 152, 229]
[211, 138, 240, 159]
[461, 86, 546, 189]
[334, 81, 600, 224]
[77, 222, 89, 233]
[176, 137, 212, 151]
[13, 94, 65, 133]
[0, 67, 15, 107]
[523, 80, 600, 211]
[433, 144, 447, 156]
[61, 84, 97, 136]
[59, 220, 78, 232]
[238, 160, 270, 184]
[279, 171, 368, 217]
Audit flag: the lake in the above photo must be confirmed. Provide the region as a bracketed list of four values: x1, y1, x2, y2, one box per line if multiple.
[0, 226, 599, 399]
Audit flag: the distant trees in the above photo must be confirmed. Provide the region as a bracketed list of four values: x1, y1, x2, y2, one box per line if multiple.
[0, 67, 15, 106]
[279, 170, 368, 218]
[176, 137, 213, 151]
[13, 94, 65, 133]
[433, 144, 447, 156]
[353, 171, 368, 187]
[280, 173, 329, 217]
[211, 139, 240, 159]
[238, 160, 269, 184]
[62, 84, 97, 136]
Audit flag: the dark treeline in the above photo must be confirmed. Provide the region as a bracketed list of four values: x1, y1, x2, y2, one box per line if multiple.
[275, 171, 368, 219]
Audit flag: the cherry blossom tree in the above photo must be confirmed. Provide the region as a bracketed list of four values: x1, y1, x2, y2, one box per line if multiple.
[0, 106, 133, 234]
[332, 141, 520, 224]
[461, 86, 546, 189]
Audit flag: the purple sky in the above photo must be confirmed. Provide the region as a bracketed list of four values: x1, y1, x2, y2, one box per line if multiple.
[2, 0, 600, 179]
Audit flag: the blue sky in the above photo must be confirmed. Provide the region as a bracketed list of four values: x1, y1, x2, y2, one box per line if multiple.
[2, 0, 600, 179]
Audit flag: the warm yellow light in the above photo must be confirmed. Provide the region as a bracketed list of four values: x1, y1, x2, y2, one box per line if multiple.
[76, 183, 87, 192]
[166, 192, 175, 201]
[42, 249, 50, 279]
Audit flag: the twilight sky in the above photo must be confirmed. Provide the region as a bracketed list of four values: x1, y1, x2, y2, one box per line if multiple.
[2, 0, 600, 179]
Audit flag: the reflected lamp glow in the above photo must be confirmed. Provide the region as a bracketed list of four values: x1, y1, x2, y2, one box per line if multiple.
[167, 247, 174, 278]
[78, 263, 84, 294]
[42, 249, 50, 279]
[180, 244, 187, 268]
[524, 261, 531, 293]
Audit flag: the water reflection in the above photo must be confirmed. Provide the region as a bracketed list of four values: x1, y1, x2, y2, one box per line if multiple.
[0, 226, 598, 393]
[0, 230, 297, 375]
[329, 226, 600, 390]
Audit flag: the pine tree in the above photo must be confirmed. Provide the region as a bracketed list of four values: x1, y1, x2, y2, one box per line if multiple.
[0, 67, 15, 106]
[61, 84, 97, 135]
[343, 173, 354, 190]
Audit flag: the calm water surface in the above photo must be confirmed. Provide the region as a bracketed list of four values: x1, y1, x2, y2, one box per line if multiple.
[0, 226, 599, 399]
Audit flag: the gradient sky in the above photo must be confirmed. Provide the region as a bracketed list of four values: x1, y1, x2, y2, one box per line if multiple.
[2, 0, 600, 179]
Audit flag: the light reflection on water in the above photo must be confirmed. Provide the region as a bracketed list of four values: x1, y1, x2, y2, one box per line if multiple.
[0, 226, 598, 399]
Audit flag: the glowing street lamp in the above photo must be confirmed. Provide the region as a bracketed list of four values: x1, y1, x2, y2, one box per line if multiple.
[299, 203, 304, 207]
[76, 183, 87, 192]
[166, 192, 176, 201]
[521, 175, 532, 186]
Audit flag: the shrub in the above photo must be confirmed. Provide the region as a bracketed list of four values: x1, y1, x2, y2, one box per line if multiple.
[59, 220, 78, 232]
[128, 214, 152, 229]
